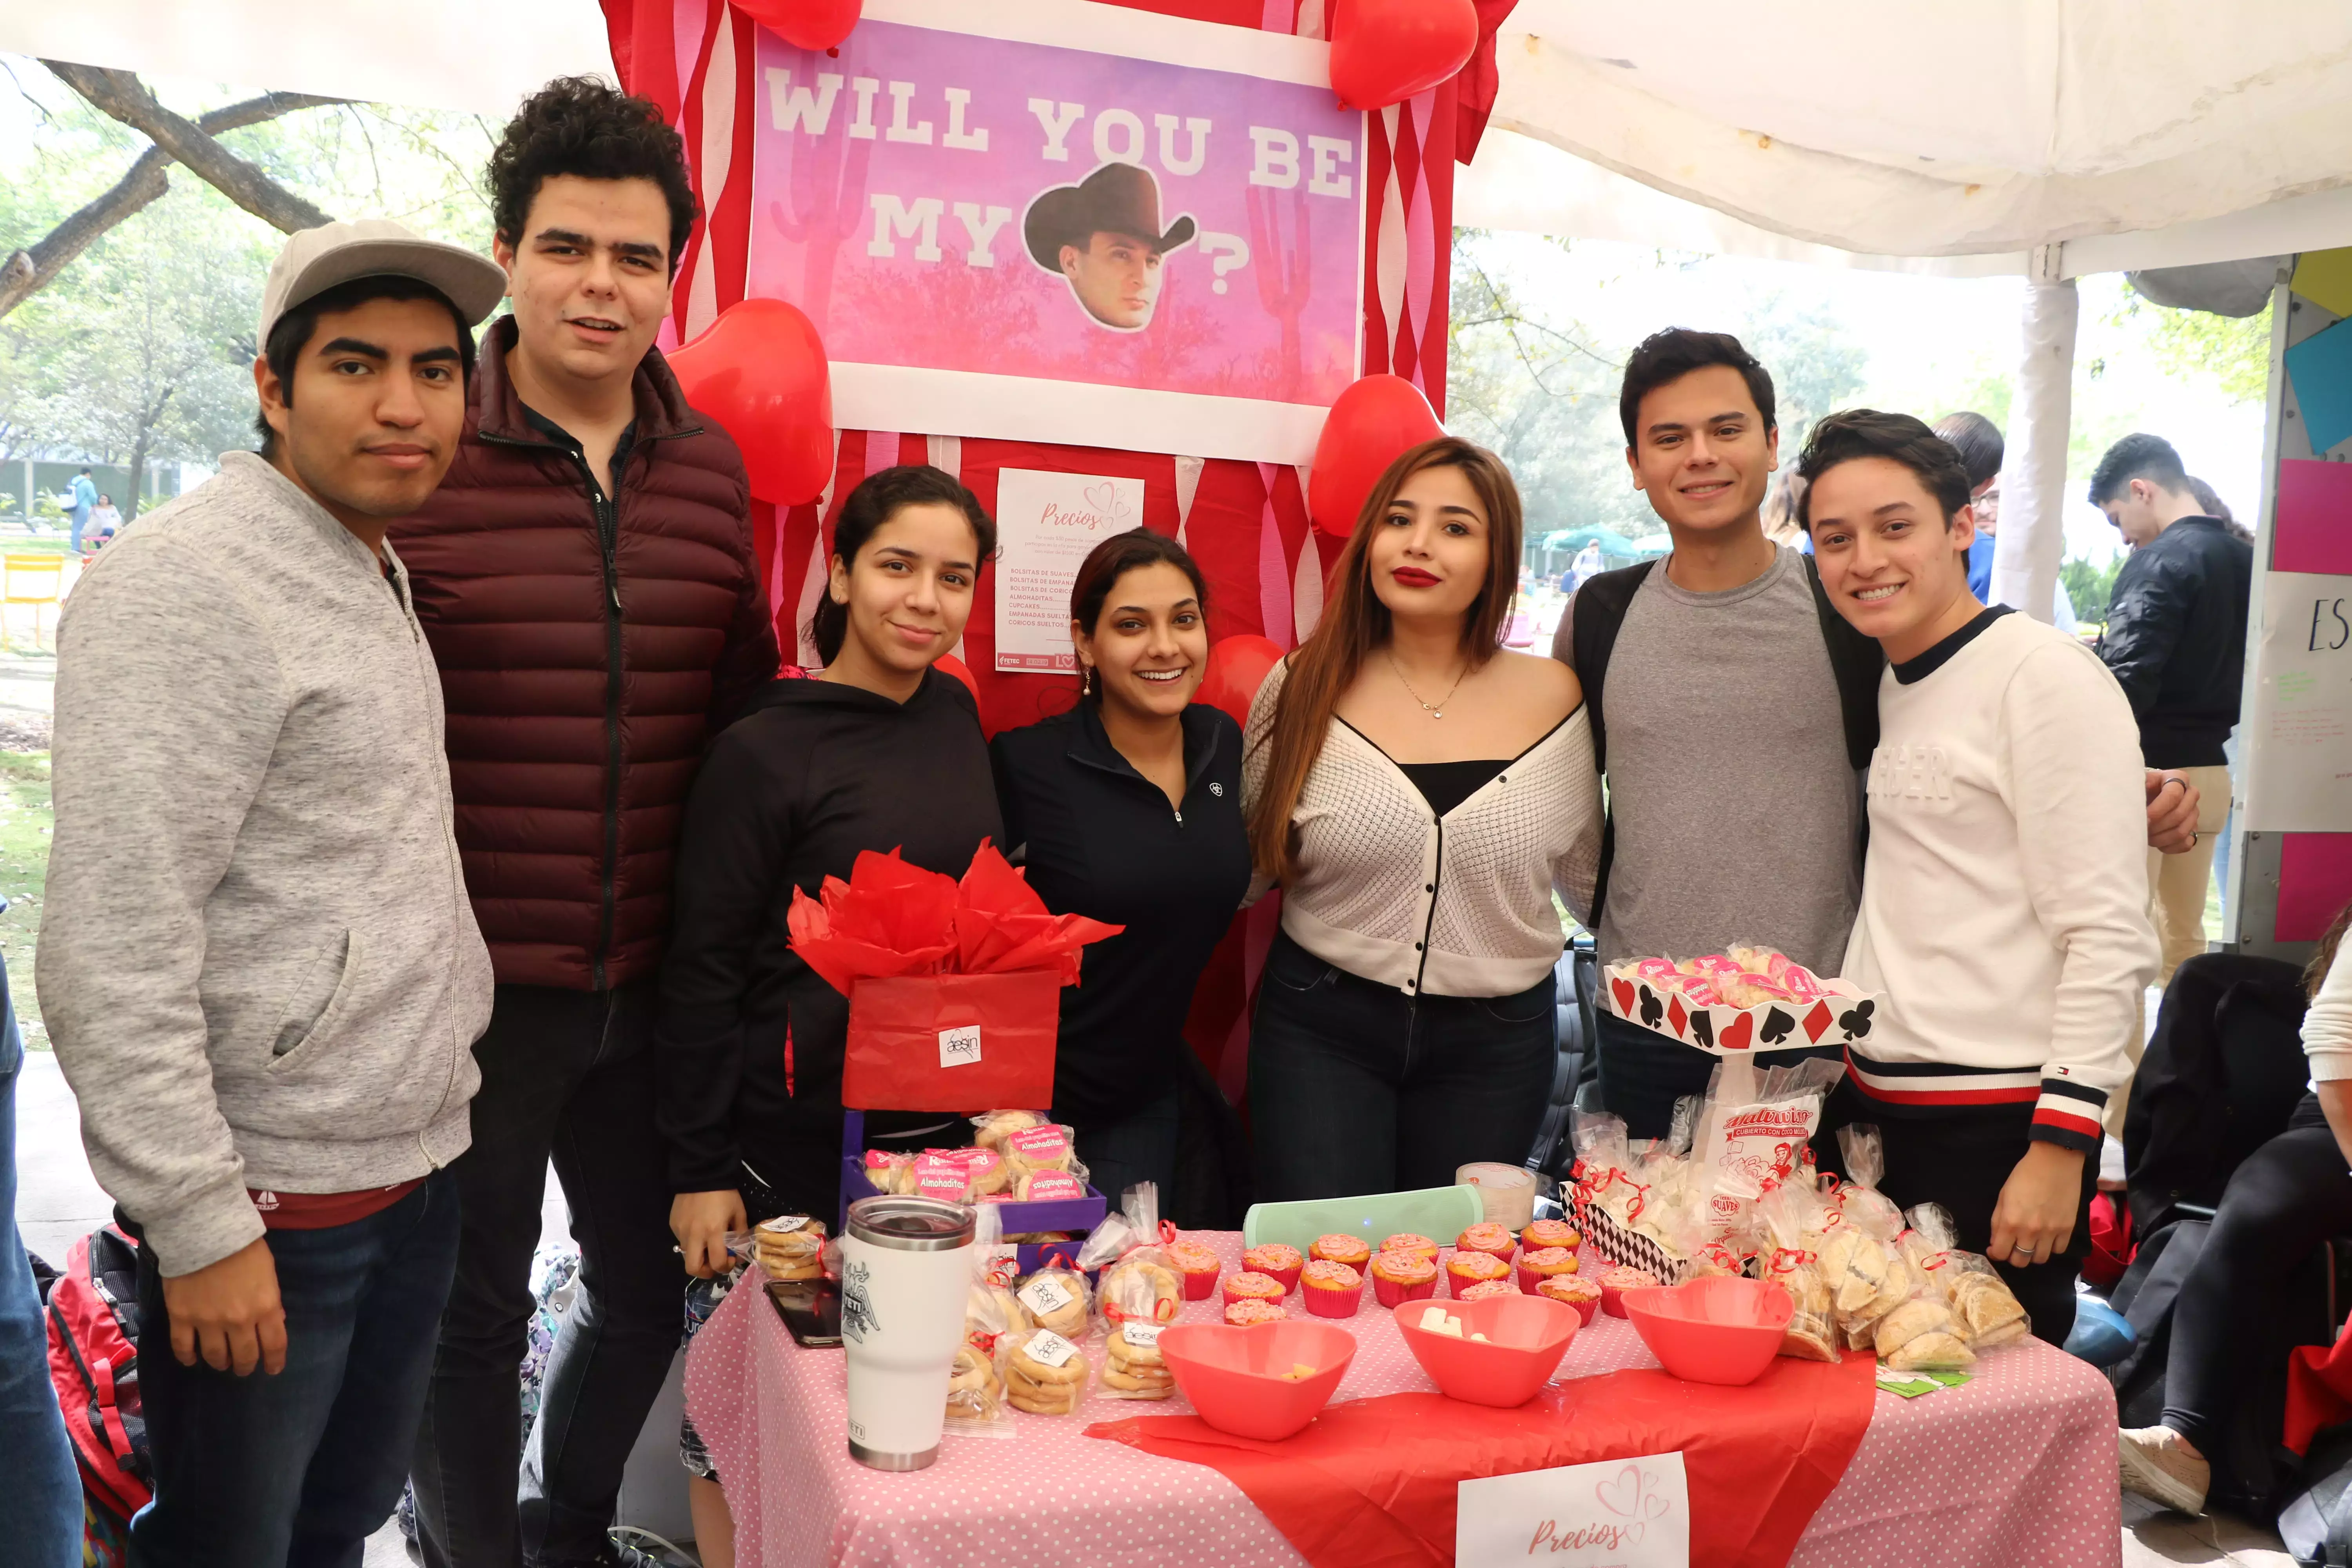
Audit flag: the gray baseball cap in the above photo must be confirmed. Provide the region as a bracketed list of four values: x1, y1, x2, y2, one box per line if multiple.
[257, 219, 508, 345]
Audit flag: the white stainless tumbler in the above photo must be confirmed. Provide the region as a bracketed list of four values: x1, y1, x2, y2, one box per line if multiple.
[839, 1195, 975, 1471]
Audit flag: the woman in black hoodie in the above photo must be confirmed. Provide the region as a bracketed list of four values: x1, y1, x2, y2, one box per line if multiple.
[658, 464, 1000, 1554]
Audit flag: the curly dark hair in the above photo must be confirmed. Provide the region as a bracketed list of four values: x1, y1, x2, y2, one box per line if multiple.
[1794, 408, 1973, 528]
[488, 77, 698, 274]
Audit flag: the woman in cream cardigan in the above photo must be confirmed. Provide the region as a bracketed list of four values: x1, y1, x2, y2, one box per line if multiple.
[1243, 437, 1602, 1201]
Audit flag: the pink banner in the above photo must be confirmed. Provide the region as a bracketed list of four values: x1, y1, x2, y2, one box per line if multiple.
[746, 0, 1364, 461]
[2275, 459, 2352, 576]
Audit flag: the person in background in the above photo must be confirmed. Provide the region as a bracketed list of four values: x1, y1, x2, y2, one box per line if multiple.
[0, 944, 77, 1565]
[1760, 468, 1809, 547]
[1802, 408, 2156, 1348]
[1933, 412, 2004, 601]
[990, 531, 1250, 1203]
[2092, 433, 2254, 987]
[2183, 476, 2249, 906]
[2187, 475, 2253, 545]
[659, 465, 1000, 1568]
[1568, 537, 1607, 589]
[1245, 437, 1599, 1200]
[2121, 905, 2352, 1516]
[42, 221, 503, 1565]
[389, 78, 778, 1568]
[67, 466, 96, 552]
[89, 492, 123, 545]
[1932, 410, 2075, 631]
[1553, 330, 2195, 1140]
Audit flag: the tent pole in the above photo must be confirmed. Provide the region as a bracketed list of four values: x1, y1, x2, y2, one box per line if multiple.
[1994, 246, 2076, 624]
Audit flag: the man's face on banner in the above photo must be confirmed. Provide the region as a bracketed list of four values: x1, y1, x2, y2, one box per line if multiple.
[1059, 230, 1165, 330]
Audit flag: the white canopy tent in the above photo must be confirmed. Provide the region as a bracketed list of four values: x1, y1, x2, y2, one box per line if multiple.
[1457, 0, 2352, 621]
[6, 0, 2349, 615]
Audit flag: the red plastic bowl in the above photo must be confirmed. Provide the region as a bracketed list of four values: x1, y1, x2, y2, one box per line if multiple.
[1157, 1321, 1358, 1441]
[1622, 1276, 1792, 1387]
[1392, 1292, 1579, 1408]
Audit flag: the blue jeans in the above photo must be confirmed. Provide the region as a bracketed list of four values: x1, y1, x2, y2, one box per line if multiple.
[1248, 933, 1557, 1201]
[129, 1169, 461, 1568]
[1063, 1090, 1181, 1210]
[1, 985, 83, 1568]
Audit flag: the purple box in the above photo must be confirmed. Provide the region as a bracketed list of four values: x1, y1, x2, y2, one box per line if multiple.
[834, 1155, 1107, 1241]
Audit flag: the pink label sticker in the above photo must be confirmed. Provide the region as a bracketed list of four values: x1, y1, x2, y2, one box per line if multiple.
[1020, 1173, 1084, 1203]
[914, 1155, 967, 1201]
[1007, 1126, 1071, 1161]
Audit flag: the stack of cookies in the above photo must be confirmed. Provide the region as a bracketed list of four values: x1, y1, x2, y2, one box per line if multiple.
[1004, 1328, 1088, 1415]
[1102, 1324, 1173, 1399]
[946, 1343, 1003, 1423]
[753, 1216, 826, 1281]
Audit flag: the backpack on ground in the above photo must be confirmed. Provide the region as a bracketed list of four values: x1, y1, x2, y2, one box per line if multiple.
[44, 1222, 151, 1526]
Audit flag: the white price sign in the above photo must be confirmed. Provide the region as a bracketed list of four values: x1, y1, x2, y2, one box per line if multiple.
[938, 1025, 982, 1069]
[1455, 1453, 1689, 1566]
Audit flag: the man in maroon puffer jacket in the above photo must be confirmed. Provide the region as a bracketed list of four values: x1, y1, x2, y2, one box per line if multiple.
[388, 79, 779, 1568]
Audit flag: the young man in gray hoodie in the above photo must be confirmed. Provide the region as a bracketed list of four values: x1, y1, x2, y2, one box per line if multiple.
[42, 220, 506, 1566]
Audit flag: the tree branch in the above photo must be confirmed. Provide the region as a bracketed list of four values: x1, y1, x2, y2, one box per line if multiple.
[0, 88, 343, 319]
[44, 64, 338, 233]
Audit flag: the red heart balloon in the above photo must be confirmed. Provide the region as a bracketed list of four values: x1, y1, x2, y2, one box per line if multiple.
[1307, 374, 1443, 538]
[1329, 0, 1479, 111]
[667, 298, 835, 506]
[935, 652, 979, 702]
[737, 0, 863, 52]
[1198, 635, 1285, 727]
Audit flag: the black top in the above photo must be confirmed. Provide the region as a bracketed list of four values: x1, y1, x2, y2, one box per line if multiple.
[1397, 759, 1510, 818]
[1891, 605, 2013, 684]
[2095, 516, 2254, 768]
[655, 668, 1002, 1198]
[989, 701, 1250, 1125]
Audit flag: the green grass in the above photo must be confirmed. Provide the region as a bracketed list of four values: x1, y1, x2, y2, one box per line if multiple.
[0, 751, 53, 1047]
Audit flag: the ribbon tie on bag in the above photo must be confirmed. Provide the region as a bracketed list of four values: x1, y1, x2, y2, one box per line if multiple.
[1769, 1247, 1817, 1275]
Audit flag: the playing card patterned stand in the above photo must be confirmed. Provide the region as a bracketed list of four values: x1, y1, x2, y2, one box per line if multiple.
[1602, 964, 1883, 1056]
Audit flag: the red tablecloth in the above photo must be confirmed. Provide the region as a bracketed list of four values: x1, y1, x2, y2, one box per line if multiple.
[684, 1232, 2121, 1567]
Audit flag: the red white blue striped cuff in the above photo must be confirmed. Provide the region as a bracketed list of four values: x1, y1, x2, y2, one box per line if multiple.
[2029, 1079, 2107, 1152]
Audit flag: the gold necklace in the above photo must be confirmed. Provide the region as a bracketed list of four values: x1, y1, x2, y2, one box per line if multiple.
[1389, 651, 1468, 719]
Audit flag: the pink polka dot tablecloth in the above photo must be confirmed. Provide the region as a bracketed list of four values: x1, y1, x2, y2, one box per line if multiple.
[684, 1232, 2121, 1567]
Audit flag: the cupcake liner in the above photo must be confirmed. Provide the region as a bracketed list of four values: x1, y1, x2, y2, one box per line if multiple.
[1178, 1265, 1219, 1300]
[1303, 1279, 1362, 1318]
[1372, 1270, 1439, 1308]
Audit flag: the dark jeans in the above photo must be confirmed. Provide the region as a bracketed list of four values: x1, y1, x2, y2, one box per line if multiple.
[2163, 1093, 2352, 1455]
[1819, 1082, 2096, 1348]
[1249, 932, 1556, 1201]
[411, 984, 678, 1568]
[129, 1169, 461, 1568]
[1063, 1089, 1182, 1209]
[2, 993, 82, 1568]
[1594, 1010, 1845, 1141]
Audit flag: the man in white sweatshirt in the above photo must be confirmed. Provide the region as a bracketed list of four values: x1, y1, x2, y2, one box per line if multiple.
[1799, 408, 2159, 1346]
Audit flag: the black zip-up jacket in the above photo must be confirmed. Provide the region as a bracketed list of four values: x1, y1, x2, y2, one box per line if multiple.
[990, 701, 1250, 1126]
[654, 668, 1001, 1203]
[2095, 516, 2254, 768]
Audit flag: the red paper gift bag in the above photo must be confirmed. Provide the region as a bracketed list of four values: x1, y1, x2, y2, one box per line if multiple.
[842, 969, 1062, 1111]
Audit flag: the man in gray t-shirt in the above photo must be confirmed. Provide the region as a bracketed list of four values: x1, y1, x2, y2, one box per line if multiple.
[1557, 329, 2201, 1139]
[1558, 546, 1859, 978]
